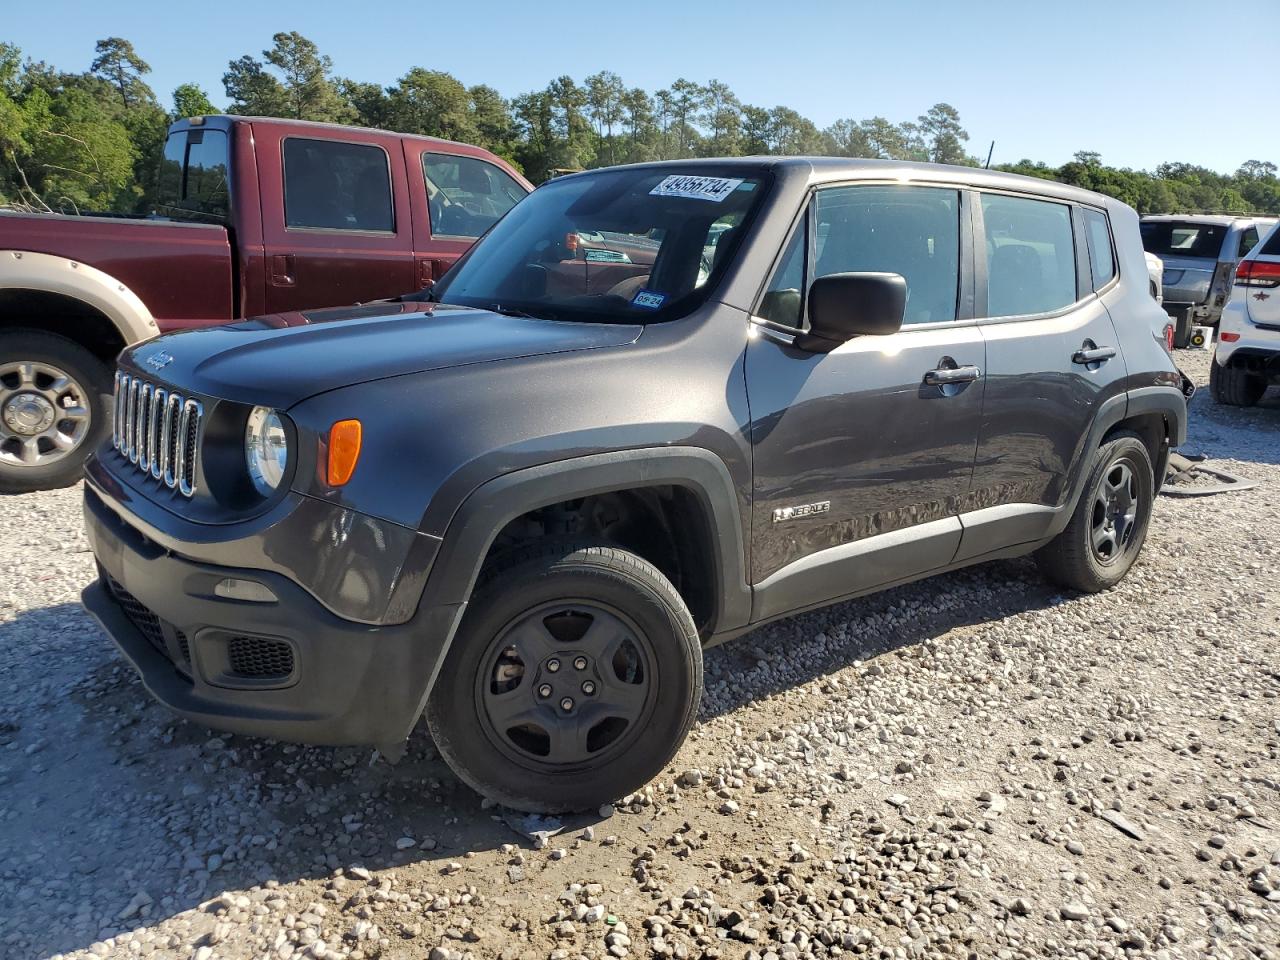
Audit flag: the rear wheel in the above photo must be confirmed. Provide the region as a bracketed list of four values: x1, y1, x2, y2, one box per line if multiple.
[426, 542, 702, 813]
[1210, 357, 1266, 407]
[0, 331, 112, 493]
[1035, 432, 1154, 593]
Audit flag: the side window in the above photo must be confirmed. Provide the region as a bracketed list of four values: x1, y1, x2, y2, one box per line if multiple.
[183, 130, 229, 220]
[424, 153, 526, 238]
[982, 194, 1077, 317]
[813, 185, 960, 325]
[1083, 207, 1115, 290]
[759, 218, 807, 328]
[156, 132, 186, 210]
[1239, 226, 1261, 259]
[284, 138, 393, 232]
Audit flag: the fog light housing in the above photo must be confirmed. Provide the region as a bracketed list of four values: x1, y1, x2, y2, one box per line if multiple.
[214, 578, 278, 603]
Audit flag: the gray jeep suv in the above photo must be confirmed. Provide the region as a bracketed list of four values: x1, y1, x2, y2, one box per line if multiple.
[82, 159, 1186, 812]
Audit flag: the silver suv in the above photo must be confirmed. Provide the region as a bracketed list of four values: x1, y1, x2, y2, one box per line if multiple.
[1141, 215, 1277, 344]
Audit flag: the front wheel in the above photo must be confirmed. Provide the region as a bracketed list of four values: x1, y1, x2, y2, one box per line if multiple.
[426, 543, 702, 813]
[0, 331, 112, 493]
[1035, 432, 1154, 593]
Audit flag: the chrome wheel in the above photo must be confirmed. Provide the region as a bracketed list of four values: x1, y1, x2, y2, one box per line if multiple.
[1090, 459, 1139, 565]
[477, 600, 655, 769]
[0, 360, 92, 468]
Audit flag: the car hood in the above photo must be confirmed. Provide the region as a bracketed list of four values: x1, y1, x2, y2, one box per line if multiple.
[123, 303, 644, 408]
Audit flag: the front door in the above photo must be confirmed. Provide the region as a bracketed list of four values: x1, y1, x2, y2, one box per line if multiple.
[746, 183, 985, 621]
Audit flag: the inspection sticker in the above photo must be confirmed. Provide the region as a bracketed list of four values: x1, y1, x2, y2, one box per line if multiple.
[649, 175, 744, 202]
[632, 289, 666, 309]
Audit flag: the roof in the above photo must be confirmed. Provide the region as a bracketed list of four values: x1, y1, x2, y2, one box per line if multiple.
[170, 114, 473, 151]
[1141, 214, 1277, 226]
[553, 156, 1114, 207]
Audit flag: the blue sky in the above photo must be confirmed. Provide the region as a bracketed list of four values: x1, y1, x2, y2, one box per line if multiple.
[7, 0, 1277, 173]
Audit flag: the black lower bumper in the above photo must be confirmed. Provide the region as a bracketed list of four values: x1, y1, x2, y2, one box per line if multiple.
[83, 486, 464, 747]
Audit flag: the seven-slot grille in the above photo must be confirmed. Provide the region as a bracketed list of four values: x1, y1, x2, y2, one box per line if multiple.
[112, 372, 203, 496]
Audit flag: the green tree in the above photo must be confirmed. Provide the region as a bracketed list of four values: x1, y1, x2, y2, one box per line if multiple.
[224, 33, 351, 122]
[90, 37, 154, 110]
[917, 102, 968, 164]
[387, 68, 476, 142]
[223, 55, 288, 116]
[172, 83, 216, 119]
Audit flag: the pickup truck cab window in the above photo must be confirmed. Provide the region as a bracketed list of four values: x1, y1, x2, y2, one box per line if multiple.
[431, 166, 766, 323]
[283, 137, 394, 233]
[155, 129, 230, 223]
[424, 153, 527, 239]
[814, 185, 961, 325]
[980, 193, 1077, 317]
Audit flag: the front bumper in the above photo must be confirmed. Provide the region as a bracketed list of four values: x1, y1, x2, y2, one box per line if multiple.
[82, 483, 464, 747]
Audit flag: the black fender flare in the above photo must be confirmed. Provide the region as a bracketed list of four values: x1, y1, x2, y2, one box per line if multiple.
[398, 446, 751, 724]
[1048, 384, 1187, 539]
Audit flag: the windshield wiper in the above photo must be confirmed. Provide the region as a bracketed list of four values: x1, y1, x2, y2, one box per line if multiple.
[484, 303, 544, 319]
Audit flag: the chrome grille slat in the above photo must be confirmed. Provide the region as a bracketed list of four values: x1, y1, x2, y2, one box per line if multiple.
[111, 371, 202, 498]
[149, 388, 166, 479]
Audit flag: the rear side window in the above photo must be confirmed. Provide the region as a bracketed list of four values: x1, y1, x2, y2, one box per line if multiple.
[284, 138, 393, 232]
[155, 129, 229, 222]
[424, 153, 526, 238]
[814, 184, 960, 325]
[1261, 225, 1280, 257]
[1082, 208, 1116, 290]
[1140, 220, 1226, 259]
[1238, 226, 1261, 259]
[982, 194, 1077, 317]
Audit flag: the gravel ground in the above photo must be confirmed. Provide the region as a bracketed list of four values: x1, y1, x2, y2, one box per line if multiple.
[1, 347, 1278, 960]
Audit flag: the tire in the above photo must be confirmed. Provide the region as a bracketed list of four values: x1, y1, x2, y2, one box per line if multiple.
[426, 542, 702, 813]
[0, 331, 113, 493]
[1035, 432, 1154, 593]
[1210, 357, 1266, 407]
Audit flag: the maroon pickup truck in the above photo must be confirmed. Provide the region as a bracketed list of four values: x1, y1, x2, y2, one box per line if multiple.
[0, 115, 531, 492]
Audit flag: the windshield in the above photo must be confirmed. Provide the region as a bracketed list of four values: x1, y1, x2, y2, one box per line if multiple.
[430, 167, 768, 322]
[1140, 220, 1227, 260]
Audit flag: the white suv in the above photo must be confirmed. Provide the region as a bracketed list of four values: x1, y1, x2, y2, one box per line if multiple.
[1213, 222, 1280, 405]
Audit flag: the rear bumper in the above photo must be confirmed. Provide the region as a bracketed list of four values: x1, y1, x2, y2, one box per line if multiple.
[1215, 298, 1280, 368]
[83, 483, 463, 746]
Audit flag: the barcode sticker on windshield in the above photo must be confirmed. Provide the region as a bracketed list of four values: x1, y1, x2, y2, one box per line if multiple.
[650, 175, 744, 202]
[632, 290, 666, 309]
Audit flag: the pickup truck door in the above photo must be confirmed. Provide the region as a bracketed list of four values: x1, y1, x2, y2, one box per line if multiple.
[258, 127, 415, 312]
[403, 141, 531, 287]
[745, 184, 984, 623]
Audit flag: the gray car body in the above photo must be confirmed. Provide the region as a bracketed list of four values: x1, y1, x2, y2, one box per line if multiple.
[1141, 214, 1278, 325]
[82, 157, 1187, 752]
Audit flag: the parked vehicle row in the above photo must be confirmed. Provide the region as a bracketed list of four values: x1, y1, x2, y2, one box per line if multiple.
[80, 158, 1186, 812]
[1140, 213, 1277, 347]
[0, 115, 531, 492]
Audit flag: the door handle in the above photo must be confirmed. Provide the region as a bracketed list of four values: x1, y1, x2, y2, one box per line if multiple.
[924, 365, 982, 386]
[270, 254, 296, 287]
[1072, 346, 1116, 364]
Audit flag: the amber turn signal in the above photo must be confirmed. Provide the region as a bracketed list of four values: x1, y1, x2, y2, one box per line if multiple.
[326, 419, 362, 486]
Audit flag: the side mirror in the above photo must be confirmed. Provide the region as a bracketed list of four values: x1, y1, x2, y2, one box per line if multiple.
[795, 272, 906, 353]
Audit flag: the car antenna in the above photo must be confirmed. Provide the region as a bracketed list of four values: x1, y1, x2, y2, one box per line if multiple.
[984, 141, 995, 169]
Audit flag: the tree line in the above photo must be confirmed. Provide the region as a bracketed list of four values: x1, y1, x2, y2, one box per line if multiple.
[2, 32, 1278, 218]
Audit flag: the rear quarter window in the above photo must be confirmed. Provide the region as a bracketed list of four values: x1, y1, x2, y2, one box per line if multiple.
[1082, 208, 1116, 290]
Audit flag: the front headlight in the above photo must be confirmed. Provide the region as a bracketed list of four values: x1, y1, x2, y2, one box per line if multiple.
[245, 406, 289, 496]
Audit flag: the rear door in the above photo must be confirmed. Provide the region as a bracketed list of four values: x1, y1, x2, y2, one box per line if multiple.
[259, 127, 415, 312]
[402, 142, 530, 287]
[963, 194, 1126, 560]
